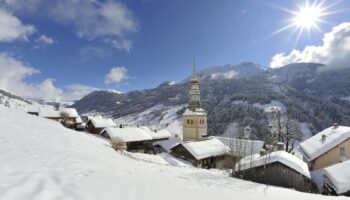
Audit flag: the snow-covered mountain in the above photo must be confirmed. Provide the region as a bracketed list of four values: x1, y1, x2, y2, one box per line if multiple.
[73, 62, 350, 140]
[0, 105, 345, 200]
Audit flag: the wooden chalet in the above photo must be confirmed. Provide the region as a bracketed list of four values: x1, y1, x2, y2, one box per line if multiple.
[86, 116, 117, 134]
[235, 151, 316, 193]
[170, 138, 229, 168]
[101, 127, 153, 152]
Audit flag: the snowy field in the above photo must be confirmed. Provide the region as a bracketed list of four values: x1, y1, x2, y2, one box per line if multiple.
[0, 105, 346, 200]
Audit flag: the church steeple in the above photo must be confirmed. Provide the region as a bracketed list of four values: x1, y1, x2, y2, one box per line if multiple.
[188, 59, 202, 111]
[183, 58, 208, 141]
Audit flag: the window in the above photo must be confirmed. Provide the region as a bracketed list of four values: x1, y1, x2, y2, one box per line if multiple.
[187, 119, 190, 124]
[340, 146, 345, 157]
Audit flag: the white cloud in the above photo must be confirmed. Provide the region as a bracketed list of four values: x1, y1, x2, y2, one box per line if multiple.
[105, 39, 133, 52]
[0, 53, 96, 101]
[270, 22, 350, 69]
[0, 8, 35, 42]
[50, 0, 138, 52]
[0, 53, 62, 101]
[0, 0, 41, 12]
[105, 67, 129, 84]
[63, 84, 98, 101]
[35, 34, 55, 45]
[80, 46, 112, 59]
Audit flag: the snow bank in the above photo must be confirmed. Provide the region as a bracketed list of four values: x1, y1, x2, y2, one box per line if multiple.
[182, 138, 229, 160]
[323, 160, 350, 194]
[0, 105, 345, 200]
[299, 126, 350, 161]
[237, 151, 311, 178]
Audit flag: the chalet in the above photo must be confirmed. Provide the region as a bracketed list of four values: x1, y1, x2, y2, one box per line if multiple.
[170, 138, 229, 168]
[235, 151, 316, 192]
[38, 107, 82, 129]
[299, 125, 350, 170]
[213, 136, 264, 169]
[323, 160, 350, 196]
[86, 116, 117, 134]
[100, 127, 153, 152]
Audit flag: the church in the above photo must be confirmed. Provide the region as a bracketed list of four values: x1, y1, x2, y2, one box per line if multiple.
[182, 60, 208, 141]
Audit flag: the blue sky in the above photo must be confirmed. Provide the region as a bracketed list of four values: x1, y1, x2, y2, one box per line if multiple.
[0, 0, 350, 101]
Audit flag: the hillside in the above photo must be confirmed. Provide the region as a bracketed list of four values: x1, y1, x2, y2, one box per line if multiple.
[0, 105, 346, 200]
[73, 62, 350, 140]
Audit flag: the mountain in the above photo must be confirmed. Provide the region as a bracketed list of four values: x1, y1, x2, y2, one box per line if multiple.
[72, 62, 350, 140]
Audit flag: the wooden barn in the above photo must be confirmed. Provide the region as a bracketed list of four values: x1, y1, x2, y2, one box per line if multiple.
[235, 151, 316, 193]
[86, 116, 117, 134]
[323, 160, 350, 196]
[170, 138, 229, 168]
[101, 127, 153, 152]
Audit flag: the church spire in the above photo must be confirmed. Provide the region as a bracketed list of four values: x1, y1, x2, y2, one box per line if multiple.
[192, 57, 196, 75]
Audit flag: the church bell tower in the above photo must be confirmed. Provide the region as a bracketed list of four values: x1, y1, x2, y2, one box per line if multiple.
[182, 59, 208, 141]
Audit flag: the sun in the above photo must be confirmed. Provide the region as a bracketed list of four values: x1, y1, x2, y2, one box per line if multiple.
[293, 6, 323, 29]
[271, 0, 343, 44]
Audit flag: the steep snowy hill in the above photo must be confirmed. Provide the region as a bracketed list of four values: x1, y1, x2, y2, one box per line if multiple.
[0, 89, 40, 112]
[0, 105, 346, 200]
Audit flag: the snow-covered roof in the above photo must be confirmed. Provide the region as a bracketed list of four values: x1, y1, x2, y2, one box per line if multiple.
[60, 108, 79, 118]
[38, 107, 61, 118]
[178, 138, 229, 160]
[213, 137, 264, 157]
[183, 108, 207, 116]
[299, 126, 350, 161]
[102, 127, 152, 143]
[236, 151, 311, 178]
[154, 137, 181, 152]
[27, 105, 40, 113]
[323, 160, 350, 194]
[140, 126, 171, 140]
[88, 116, 117, 128]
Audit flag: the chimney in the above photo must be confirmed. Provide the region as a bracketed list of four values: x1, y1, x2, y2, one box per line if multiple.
[277, 142, 285, 151]
[333, 123, 339, 129]
[322, 134, 326, 143]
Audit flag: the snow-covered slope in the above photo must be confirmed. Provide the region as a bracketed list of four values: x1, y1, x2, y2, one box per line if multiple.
[0, 89, 40, 112]
[114, 104, 184, 136]
[0, 105, 346, 200]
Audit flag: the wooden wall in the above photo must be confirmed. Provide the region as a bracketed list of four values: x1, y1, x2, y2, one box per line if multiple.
[235, 162, 317, 193]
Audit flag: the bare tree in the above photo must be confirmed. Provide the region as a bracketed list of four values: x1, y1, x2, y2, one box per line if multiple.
[270, 107, 302, 152]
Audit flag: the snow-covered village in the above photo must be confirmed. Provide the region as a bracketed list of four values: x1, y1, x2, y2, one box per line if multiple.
[1, 0, 350, 200]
